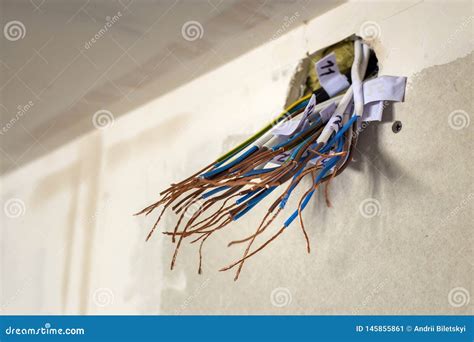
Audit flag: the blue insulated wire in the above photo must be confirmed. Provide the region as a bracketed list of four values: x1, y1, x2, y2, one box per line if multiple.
[282, 156, 339, 228]
[201, 186, 230, 199]
[201, 145, 259, 179]
[213, 100, 309, 168]
[236, 190, 259, 204]
[289, 99, 309, 113]
[283, 137, 344, 228]
[248, 187, 276, 207]
[233, 187, 276, 221]
[271, 118, 321, 151]
[232, 204, 254, 222]
[290, 137, 312, 160]
[279, 164, 306, 209]
[321, 115, 358, 153]
[242, 167, 278, 177]
[279, 138, 320, 209]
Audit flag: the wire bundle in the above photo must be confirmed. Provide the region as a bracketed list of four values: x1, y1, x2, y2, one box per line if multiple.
[136, 39, 379, 280]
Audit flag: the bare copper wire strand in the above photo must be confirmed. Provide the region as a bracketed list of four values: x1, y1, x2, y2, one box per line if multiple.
[228, 161, 324, 248]
[145, 200, 173, 241]
[140, 111, 359, 278]
[297, 170, 317, 254]
[227, 139, 349, 276]
[220, 227, 285, 273]
[232, 206, 284, 280]
[162, 202, 237, 238]
[197, 233, 212, 274]
[169, 186, 241, 242]
[172, 188, 207, 213]
[227, 207, 281, 247]
[190, 193, 241, 229]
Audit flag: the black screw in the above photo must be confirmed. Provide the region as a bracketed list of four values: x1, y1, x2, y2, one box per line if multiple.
[392, 121, 402, 133]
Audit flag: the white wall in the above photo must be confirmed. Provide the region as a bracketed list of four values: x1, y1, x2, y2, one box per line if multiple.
[1, 0, 473, 315]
